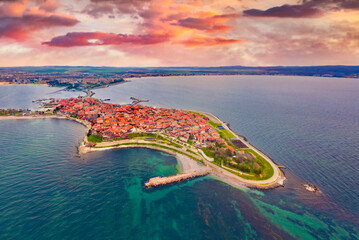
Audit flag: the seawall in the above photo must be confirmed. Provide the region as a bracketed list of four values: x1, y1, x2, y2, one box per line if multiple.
[145, 170, 210, 188]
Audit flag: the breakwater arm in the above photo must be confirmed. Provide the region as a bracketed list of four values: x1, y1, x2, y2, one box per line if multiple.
[145, 171, 210, 188]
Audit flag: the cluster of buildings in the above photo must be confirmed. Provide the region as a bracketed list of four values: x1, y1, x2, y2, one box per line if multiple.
[0, 71, 123, 89]
[0, 69, 239, 89]
[57, 98, 222, 147]
[0, 109, 32, 116]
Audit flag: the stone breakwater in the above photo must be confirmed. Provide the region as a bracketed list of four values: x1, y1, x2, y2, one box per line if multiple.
[145, 171, 210, 188]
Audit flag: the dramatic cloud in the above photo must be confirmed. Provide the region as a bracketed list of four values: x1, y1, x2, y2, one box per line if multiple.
[43, 31, 240, 47]
[243, 4, 322, 18]
[339, 1, 359, 9]
[42, 31, 170, 47]
[0, 0, 79, 40]
[301, 0, 359, 10]
[44, 0, 242, 49]
[180, 36, 242, 47]
[2, 0, 359, 67]
[82, 0, 149, 18]
[243, 0, 359, 19]
[172, 14, 239, 33]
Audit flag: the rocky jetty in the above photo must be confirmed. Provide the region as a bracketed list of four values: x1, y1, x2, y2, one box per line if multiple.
[145, 171, 210, 188]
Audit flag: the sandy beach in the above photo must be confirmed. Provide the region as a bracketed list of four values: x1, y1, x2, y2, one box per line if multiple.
[79, 141, 284, 189]
[79, 143, 209, 174]
[0, 115, 91, 129]
[0, 115, 60, 120]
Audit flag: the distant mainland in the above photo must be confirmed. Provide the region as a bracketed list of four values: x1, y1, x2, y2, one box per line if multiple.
[0, 65, 358, 90]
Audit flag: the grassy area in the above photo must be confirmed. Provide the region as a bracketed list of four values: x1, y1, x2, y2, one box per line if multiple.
[187, 110, 206, 118]
[238, 149, 274, 180]
[206, 113, 275, 180]
[208, 120, 236, 139]
[214, 130, 237, 149]
[202, 147, 214, 158]
[0, 110, 26, 116]
[186, 149, 198, 155]
[96, 132, 184, 150]
[208, 120, 220, 128]
[128, 132, 157, 139]
[167, 141, 182, 148]
[218, 129, 236, 139]
[87, 134, 103, 143]
[202, 144, 274, 180]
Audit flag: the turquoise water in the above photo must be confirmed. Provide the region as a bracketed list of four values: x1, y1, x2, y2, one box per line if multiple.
[1, 75, 359, 239]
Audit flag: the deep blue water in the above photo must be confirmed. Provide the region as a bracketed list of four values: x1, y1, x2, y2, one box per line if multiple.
[0, 75, 358, 239]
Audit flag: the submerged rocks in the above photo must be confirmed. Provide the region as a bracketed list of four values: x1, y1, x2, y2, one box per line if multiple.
[303, 184, 318, 193]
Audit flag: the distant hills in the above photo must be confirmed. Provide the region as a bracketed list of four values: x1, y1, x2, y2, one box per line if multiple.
[1, 65, 358, 78]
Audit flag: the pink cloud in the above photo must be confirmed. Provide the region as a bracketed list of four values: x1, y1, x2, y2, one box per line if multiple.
[43, 31, 241, 48]
[0, 0, 79, 40]
[172, 14, 240, 33]
[243, 4, 322, 18]
[180, 36, 242, 47]
[42, 32, 171, 47]
[243, 0, 359, 19]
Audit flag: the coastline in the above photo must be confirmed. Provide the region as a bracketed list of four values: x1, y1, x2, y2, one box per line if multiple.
[80, 143, 209, 174]
[0, 115, 91, 129]
[123, 74, 238, 81]
[0, 114, 285, 189]
[196, 110, 285, 188]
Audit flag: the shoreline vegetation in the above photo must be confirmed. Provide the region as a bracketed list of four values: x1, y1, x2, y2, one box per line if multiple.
[0, 109, 285, 189]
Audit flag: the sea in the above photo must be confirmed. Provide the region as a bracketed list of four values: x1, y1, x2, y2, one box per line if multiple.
[0, 75, 358, 239]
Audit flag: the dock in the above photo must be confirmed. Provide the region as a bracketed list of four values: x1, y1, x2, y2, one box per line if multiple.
[145, 170, 210, 188]
[131, 97, 149, 106]
[83, 90, 95, 99]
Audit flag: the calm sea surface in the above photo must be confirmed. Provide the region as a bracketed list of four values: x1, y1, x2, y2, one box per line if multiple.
[0, 75, 358, 239]
[0, 84, 82, 110]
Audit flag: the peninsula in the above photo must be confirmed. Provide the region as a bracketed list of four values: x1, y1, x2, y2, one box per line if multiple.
[1, 97, 285, 189]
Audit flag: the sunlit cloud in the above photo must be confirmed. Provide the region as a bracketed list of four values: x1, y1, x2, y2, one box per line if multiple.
[0, 0, 359, 66]
[0, 0, 79, 40]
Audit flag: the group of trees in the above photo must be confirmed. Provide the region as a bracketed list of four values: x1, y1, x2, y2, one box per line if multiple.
[205, 142, 264, 176]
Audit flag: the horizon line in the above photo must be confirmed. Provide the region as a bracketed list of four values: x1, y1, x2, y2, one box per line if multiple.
[1, 64, 359, 69]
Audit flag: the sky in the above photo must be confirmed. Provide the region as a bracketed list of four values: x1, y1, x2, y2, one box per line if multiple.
[0, 0, 359, 67]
